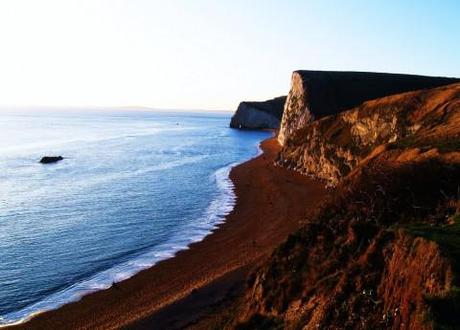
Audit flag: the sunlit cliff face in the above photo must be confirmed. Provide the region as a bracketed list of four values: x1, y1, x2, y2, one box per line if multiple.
[277, 82, 460, 186]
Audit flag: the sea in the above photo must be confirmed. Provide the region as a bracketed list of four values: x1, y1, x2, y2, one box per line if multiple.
[0, 108, 270, 326]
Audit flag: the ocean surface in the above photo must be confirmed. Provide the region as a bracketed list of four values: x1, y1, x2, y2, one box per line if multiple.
[0, 108, 270, 326]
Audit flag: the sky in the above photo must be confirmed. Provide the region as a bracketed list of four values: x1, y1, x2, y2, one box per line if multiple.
[0, 0, 459, 111]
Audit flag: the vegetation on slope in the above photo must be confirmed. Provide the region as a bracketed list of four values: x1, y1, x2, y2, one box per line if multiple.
[238, 147, 460, 329]
[234, 83, 460, 329]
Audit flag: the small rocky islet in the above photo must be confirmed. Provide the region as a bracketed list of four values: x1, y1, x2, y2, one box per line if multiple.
[39, 156, 64, 164]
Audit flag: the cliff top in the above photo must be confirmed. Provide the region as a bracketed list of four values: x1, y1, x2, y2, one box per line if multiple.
[293, 70, 460, 117]
[278, 70, 459, 145]
[238, 96, 286, 117]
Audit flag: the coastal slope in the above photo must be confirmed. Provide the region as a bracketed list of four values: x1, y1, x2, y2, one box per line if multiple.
[235, 82, 460, 329]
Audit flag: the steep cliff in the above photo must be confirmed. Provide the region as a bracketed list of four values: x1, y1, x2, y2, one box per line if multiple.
[230, 96, 286, 129]
[277, 83, 460, 186]
[232, 83, 460, 329]
[278, 71, 459, 145]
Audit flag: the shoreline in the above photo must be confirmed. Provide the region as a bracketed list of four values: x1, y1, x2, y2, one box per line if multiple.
[2, 162, 239, 328]
[1, 134, 264, 328]
[12, 137, 328, 330]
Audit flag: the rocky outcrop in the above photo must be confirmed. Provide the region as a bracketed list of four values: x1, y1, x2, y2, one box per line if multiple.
[278, 71, 459, 145]
[40, 156, 63, 164]
[277, 83, 460, 186]
[230, 96, 286, 129]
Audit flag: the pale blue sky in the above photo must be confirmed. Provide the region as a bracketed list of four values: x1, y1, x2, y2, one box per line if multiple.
[0, 0, 458, 110]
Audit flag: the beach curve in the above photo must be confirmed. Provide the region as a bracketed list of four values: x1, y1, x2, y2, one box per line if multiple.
[11, 137, 328, 330]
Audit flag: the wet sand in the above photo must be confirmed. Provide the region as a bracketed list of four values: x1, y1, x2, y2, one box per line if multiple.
[14, 137, 328, 330]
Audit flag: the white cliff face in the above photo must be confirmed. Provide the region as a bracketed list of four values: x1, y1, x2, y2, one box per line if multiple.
[278, 72, 311, 145]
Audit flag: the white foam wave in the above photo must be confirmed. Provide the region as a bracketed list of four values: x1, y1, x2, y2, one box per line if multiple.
[0, 140, 264, 327]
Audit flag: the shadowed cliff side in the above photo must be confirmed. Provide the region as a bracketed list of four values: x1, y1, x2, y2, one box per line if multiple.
[230, 96, 286, 129]
[278, 70, 459, 145]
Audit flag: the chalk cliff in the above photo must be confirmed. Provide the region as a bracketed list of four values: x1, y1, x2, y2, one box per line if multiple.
[278, 71, 459, 145]
[230, 96, 286, 129]
[277, 82, 460, 186]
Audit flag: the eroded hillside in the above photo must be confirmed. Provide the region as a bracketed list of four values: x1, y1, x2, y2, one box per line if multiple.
[233, 83, 460, 329]
[277, 83, 460, 186]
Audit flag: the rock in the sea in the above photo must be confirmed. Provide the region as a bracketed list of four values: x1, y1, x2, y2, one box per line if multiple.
[278, 70, 459, 145]
[230, 96, 286, 129]
[39, 156, 64, 164]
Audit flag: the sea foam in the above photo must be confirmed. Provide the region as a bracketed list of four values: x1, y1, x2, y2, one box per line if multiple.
[0, 110, 268, 327]
[0, 160, 243, 326]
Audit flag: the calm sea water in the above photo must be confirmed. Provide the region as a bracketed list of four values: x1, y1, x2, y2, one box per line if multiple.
[0, 108, 269, 325]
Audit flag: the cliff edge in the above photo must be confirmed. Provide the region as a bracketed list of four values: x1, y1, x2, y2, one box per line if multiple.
[278, 70, 459, 145]
[277, 82, 460, 186]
